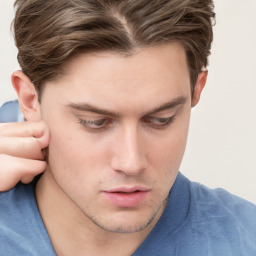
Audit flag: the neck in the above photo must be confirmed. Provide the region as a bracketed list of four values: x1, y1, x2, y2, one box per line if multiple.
[35, 171, 163, 256]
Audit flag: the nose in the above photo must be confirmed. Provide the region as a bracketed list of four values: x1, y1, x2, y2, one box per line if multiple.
[110, 125, 147, 176]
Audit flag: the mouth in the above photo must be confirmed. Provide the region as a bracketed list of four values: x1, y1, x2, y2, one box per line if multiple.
[102, 187, 150, 208]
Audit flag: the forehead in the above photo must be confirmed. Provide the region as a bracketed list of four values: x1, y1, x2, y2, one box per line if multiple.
[64, 43, 188, 77]
[44, 43, 191, 113]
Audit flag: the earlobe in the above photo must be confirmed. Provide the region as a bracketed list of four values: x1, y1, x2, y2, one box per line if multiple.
[12, 71, 42, 121]
[191, 70, 208, 107]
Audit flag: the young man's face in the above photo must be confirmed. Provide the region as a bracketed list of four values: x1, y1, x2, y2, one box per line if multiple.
[36, 43, 202, 233]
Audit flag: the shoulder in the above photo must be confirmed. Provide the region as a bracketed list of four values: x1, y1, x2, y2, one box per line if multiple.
[0, 182, 33, 216]
[0, 100, 23, 122]
[190, 181, 256, 223]
[186, 181, 256, 254]
[0, 182, 56, 255]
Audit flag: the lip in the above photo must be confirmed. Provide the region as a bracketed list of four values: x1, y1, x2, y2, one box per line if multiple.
[102, 186, 150, 208]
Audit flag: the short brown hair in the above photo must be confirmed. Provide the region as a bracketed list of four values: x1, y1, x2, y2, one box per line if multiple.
[13, 0, 215, 96]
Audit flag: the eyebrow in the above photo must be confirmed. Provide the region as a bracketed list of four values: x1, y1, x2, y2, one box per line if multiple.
[146, 96, 188, 115]
[67, 96, 188, 117]
[68, 102, 120, 118]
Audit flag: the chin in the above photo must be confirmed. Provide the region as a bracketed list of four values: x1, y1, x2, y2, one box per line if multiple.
[95, 216, 154, 234]
[88, 199, 168, 234]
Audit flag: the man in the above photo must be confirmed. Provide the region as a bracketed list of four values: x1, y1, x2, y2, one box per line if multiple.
[0, 0, 256, 255]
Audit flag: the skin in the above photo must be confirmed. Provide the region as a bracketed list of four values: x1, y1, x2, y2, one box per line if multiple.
[12, 43, 207, 256]
[0, 121, 49, 191]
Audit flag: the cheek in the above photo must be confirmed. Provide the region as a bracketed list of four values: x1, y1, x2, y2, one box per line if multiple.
[149, 123, 189, 169]
[46, 123, 109, 182]
[152, 138, 185, 184]
[146, 117, 190, 189]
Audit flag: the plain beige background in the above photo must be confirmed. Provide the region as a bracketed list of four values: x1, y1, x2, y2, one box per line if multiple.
[0, 0, 256, 203]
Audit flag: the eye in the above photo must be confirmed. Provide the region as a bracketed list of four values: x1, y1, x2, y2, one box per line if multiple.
[78, 118, 112, 132]
[143, 116, 175, 129]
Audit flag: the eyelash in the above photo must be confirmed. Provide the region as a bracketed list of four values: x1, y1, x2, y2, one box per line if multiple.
[78, 116, 175, 132]
[143, 116, 175, 129]
[78, 118, 112, 132]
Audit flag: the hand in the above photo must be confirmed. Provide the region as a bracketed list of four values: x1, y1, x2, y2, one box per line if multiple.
[0, 120, 49, 191]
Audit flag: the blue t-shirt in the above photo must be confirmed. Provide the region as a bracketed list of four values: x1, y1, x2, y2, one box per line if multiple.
[0, 100, 23, 123]
[0, 173, 256, 256]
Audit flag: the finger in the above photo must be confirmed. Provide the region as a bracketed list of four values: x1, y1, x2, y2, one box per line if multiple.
[0, 136, 45, 160]
[21, 175, 36, 184]
[36, 122, 50, 149]
[0, 154, 46, 191]
[0, 121, 49, 148]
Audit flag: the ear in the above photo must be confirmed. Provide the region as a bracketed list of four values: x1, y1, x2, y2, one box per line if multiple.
[12, 71, 42, 121]
[191, 70, 208, 107]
